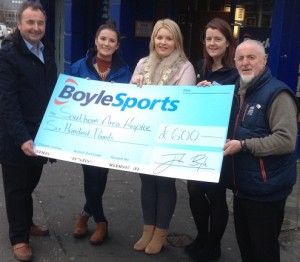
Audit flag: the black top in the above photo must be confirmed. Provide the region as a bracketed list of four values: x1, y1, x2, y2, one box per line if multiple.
[195, 59, 239, 85]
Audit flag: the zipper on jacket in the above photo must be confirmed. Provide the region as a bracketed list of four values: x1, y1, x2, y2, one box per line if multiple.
[241, 104, 249, 124]
[232, 94, 249, 195]
[259, 158, 267, 182]
[232, 94, 243, 191]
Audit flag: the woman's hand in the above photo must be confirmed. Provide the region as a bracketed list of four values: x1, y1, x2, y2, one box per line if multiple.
[131, 74, 144, 87]
[197, 80, 212, 87]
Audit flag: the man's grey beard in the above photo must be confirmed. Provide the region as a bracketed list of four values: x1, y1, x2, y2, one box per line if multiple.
[240, 74, 254, 84]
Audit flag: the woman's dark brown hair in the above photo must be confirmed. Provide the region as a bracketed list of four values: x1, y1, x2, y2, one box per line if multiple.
[202, 18, 236, 73]
[95, 20, 121, 43]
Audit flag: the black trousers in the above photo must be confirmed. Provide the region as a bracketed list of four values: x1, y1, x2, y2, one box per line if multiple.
[1, 164, 43, 245]
[233, 196, 286, 262]
[187, 180, 229, 248]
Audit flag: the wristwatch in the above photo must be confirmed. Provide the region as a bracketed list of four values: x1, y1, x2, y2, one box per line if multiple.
[240, 139, 248, 152]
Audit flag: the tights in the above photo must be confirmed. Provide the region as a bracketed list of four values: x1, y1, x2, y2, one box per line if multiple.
[140, 174, 177, 229]
[187, 180, 228, 247]
[82, 165, 108, 222]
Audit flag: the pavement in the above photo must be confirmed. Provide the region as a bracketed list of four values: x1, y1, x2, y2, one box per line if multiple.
[1, 160, 300, 262]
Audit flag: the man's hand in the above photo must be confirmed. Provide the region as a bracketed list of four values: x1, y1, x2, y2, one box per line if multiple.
[223, 139, 242, 156]
[21, 140, 38, 156]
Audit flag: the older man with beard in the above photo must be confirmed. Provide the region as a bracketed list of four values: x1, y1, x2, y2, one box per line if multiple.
[223, 39, 298, 262]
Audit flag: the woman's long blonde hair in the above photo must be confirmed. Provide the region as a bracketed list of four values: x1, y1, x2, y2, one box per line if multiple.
[149, 18, 188, 60]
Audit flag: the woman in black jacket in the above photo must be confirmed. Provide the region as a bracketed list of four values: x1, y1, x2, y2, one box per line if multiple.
[186, 18, 238, 262]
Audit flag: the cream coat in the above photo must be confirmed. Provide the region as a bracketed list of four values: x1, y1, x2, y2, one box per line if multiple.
[131, 56, 196, 86]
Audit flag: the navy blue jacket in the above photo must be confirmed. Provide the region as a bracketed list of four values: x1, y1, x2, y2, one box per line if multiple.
[228, 68, 297, 202]
[69, 48, 131, 83]
[195, 59, 239, 85]
[0, 30, 57, 166]
[195, 59, 239, 187]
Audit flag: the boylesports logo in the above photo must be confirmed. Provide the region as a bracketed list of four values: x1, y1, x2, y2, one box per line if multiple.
[54, 78, 180, 112]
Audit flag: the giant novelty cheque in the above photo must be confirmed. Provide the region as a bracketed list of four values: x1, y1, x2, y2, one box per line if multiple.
[34, 74, 234, 182]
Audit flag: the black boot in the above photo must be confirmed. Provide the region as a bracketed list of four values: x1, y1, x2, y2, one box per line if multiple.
[184, 236, 206, 253]
[189, 245, 221, 262]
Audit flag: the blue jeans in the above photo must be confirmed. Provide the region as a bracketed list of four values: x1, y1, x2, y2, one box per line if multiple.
[82, 165, 108, 222]
[140, 174, 176, 229]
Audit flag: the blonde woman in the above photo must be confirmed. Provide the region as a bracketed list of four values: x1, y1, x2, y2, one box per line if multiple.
[131, 18, 196, 255]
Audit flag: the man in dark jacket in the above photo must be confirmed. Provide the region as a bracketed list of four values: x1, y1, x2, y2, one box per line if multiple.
[223, 39, 298, 262]
[0, 2, 57, 261]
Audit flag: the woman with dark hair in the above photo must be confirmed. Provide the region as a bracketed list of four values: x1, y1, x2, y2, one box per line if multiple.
[69, 20, 131, 246]
[196, 17, 237, 85]
[185, 18, 239, 262]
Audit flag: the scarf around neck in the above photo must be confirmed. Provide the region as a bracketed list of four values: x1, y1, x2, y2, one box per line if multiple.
[143, 49, 185, 85]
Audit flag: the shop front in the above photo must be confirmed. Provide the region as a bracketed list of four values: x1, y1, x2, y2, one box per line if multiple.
[39, 0, 299, 93]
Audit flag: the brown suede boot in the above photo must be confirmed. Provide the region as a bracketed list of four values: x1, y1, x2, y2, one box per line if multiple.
[133, 225, 155, 251]
[145, 227, 168, 254]
[90, 221, 108, 245]
[73, 214, 89, 238]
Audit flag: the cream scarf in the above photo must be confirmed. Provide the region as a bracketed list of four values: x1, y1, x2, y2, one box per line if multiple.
[143, 49, 185, 85]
